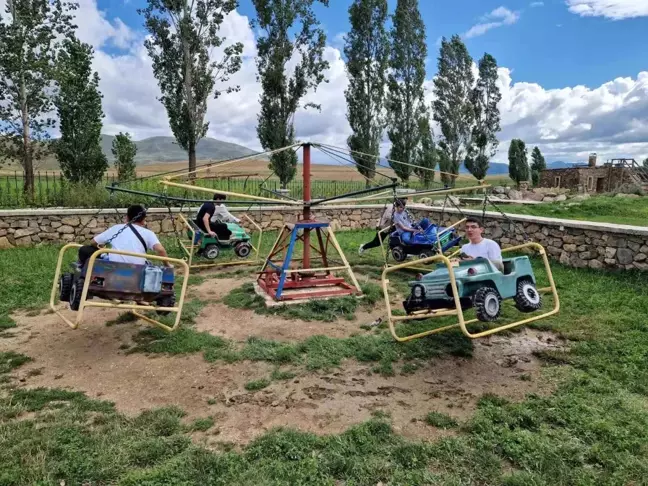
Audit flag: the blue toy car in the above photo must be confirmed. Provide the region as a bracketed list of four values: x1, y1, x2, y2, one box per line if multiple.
[59, 258, 176, 314]
[388, 218, 462, 262]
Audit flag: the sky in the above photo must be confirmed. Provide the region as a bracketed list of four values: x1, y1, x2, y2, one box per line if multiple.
[6, 0, 648, 164]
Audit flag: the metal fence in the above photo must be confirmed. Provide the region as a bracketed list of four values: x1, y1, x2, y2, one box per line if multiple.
[0, 172, 376, 209]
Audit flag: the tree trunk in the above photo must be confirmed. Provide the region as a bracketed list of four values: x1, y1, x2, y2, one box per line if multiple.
[188, 140, 196, 184]
[20, 76, 34, 200]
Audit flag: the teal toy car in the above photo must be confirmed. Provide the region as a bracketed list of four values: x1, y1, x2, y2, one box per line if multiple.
[188, 221, 253, 260]
[403, 256, 542, 322]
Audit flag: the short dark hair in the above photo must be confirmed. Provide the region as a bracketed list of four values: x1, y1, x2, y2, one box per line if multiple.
[127, 204, 146, 223]
[465, 217, 483, 227]
[395, 198, 406, 208]
[213, 193, 226, 201]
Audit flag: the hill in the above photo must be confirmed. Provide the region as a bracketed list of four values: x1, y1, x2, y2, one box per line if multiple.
[100, 135, 264, 165]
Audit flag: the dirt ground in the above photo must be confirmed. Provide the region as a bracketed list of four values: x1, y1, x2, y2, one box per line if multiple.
[3, 275, 568, 446]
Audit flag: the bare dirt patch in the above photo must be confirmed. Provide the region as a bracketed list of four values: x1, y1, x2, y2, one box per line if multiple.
[191, 277, 384, 341]
[3, 305, 567, 446]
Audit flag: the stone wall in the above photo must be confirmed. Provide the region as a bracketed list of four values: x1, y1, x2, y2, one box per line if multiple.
[1, 205, 647, 271]
[538, 167, 635, 193]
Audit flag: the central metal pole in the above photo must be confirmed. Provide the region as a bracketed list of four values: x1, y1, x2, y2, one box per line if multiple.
[303, 143, 311, 268]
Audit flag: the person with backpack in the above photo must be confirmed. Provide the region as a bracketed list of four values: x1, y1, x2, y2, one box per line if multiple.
[77, 204, 171, 267]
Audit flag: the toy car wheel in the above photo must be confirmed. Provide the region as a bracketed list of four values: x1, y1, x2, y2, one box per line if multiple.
[59, 273, 73, 302]
[203, 244, 220, 260]
[418, 251, 434, 260]
[234, 242, 252, 258]
[514, 279, 542, 312]
[69, 278, 84, 311]
[155, 294, 176, 316]
[473, 286, 502, 322]
[391, 246, 406, 262]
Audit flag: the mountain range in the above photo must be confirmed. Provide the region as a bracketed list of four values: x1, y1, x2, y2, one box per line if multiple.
[100, 135, 264, 164]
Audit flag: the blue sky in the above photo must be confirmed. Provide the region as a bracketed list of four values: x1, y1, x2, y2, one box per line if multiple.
[99, 0, 648, 90]
[76, 0, 648, 164]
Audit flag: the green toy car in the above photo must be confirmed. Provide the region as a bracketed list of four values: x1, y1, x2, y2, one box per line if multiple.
[403, 256, 542, 322]
[188, 221, 253, 260]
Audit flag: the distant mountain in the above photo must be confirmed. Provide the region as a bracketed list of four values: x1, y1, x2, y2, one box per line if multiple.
[100, 134, 264, 165]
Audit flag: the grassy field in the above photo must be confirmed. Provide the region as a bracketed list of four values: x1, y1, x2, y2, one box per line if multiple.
[499, 195, 648, 227]
[1, 231, 647, 484]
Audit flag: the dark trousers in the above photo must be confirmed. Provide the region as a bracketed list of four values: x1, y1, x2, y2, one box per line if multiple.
[196, 220, 232, 240]
[362, 225, 394, 250]
[78, 245, 98, 266]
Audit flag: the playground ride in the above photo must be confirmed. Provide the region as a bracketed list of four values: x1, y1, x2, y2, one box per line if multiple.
[387, 218, 463, 262]
[177, 212, 263, 269]
[50, 244, 190, 332]
[381, 242, 559, 342]
[403, 255, 542, 321]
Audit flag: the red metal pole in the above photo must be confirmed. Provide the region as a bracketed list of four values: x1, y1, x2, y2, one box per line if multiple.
[303, 143, 311, 268]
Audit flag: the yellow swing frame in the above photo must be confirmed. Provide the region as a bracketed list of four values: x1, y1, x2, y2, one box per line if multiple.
[380, 242, 560, 342]
[50, 244, 191, 332]
[175, 212, 264, 269]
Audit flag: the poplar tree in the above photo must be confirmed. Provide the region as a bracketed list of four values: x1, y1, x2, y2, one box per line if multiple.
[112, 132, 138, 182]
[466, 53, 501, 181]
[0, 0, 77, 198]
[433, 35, 475, 187]
[530, 146, 546, 186]
[344, 0, 389, 186]
[252, 0, 329, 188]
[386, 0, 427, 183]
[54, 38, 108, 185]
[140, 0, 243, 177]
[508, 138, 529, 186]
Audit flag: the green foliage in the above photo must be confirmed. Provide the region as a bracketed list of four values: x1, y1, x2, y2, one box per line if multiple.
[386, 0, 427, 182]
[530, 146, 546, 186]
[112, 132, 138, 182]
[508, 138, 529, 185]
[433, 35, 475, 187]
[0, 0, 76, 197]
[0, 351, 31, 374]
[139, 0, 243, 175]
[425, 411, 459, 429]
[344, 0, 389, 186]
[415, 115, 438, 187]
[53, 37, 108, 185]
[252, 0, 329, 188]
[186, 416, 215, 432]
[466, 53, 501, 181]
[244, 378, 271, 391]
[643, 157, 648, 169]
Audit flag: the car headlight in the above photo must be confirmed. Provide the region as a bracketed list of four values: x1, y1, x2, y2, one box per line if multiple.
[413, 285, 424, 298]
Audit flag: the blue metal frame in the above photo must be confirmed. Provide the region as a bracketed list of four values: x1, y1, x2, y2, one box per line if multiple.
[273, 221, 331, 299]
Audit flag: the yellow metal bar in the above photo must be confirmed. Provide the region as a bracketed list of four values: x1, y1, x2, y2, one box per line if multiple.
[345, 185, 491, 203]
[326, 226, 362, 294]
[283, 265, 349, 274]
[380, 242, 560, 341]
[50, 246, 190, 332]
[165, 143, 301, 180]
[159, 180, 301, 205]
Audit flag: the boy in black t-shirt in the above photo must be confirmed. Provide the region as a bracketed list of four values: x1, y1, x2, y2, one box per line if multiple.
[194, 194, 236, 241]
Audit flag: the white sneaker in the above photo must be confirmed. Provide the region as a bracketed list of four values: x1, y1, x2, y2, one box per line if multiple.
[358, 245, 365, 255]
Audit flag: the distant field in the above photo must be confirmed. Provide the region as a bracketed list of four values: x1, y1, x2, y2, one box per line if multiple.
[1, 157, 512, 185]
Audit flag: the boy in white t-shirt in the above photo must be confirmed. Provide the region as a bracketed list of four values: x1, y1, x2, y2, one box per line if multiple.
[77, 205, 171, 267]
[459, 217, 503, 272]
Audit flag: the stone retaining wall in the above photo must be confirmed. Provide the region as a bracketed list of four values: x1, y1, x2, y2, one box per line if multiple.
[1, 205, 647, 271]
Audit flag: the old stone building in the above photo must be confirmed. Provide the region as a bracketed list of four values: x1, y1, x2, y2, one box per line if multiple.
[538, 155, 648, 193]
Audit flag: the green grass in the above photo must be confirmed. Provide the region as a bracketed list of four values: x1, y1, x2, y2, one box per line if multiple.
[425, 411, 459, 429]
[186, 416, 215, 432]
[244, 378, 271, 391]
[501, 195, 648, 227]
[1, 230, 648, 484]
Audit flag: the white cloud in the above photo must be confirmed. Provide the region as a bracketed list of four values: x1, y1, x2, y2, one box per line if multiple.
[464, 6, 520, 39]
[530, 1, 544, 7]
[44, 3, 648, 167]
[566, 0, 648, 20]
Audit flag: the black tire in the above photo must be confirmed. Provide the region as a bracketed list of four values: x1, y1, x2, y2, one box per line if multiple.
[203, 244, 220, 260]
[155, 294, 176, 316]
[234, 242, 252, 258]
[514, 279, 542, 312]
[392, 245, 406, 262]
[473, 286, 502, 322]
[418, 251, 433, 260]
[59, 273, 73, 302]
[69, 279, 84, 311]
